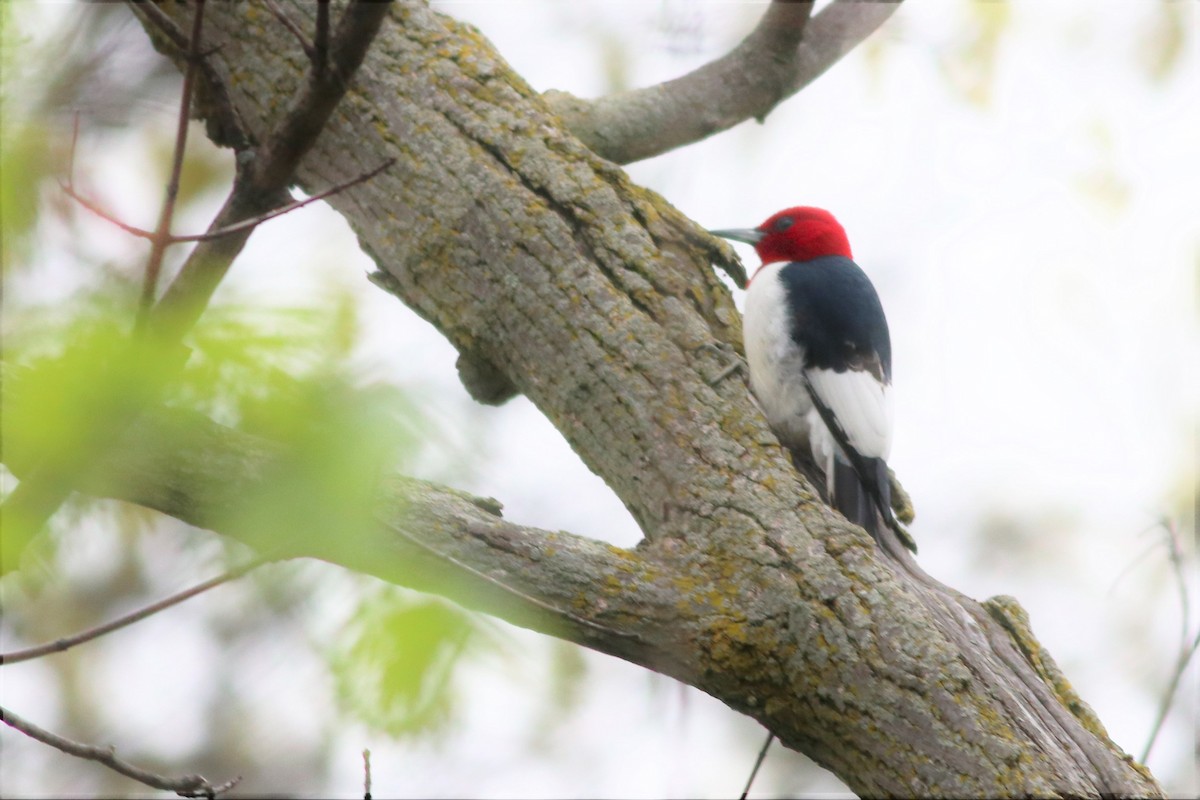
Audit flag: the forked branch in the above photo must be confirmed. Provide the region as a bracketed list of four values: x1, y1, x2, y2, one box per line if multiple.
[547, 0, 901, 164]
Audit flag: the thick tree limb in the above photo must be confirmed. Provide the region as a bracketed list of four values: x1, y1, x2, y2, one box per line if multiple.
[95, 1, 1163, 796]
[45, 407, 686, 672]
[545, 0, 902, 165]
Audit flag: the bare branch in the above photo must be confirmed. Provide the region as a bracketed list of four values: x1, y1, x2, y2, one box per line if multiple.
[174, 159, 394, 242]
[136, 0, 206, 328]
[0, 705, 240, 798]
[1139, 518, 1198, 763]
[547, 0, 902, 164]
[61, 159, 394, 245]
[1141, 625, 1200, 764]
[255, 0, 390, 191]
[150, 0, 393, 341]
[126, 0, 249, 151]
[129, 0, 191, 51]
[263, 0, 316, 60]
[59, 181, 159, 240]
[739, 732, 774, 800]
[0, 559, 268, 666]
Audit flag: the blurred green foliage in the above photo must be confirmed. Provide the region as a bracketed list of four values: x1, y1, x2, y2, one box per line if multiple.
[330, 588, 501, 738]
[0, 2, 54, 271]
[0, 279, 428, 564]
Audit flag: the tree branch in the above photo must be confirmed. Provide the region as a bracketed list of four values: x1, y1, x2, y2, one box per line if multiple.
[148, 0, 393, 343]
[0, 558, 268, 666]
[0, 704, 241, 798]
[31, 406, 683, 671]
[136, 0, 205, 327]
[61, 159, 394, 245]
[546, 0, 902, 165]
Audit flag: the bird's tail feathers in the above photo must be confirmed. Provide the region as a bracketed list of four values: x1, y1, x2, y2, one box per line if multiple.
[830, 453, 918, 555]
[831, 456, 875, 535]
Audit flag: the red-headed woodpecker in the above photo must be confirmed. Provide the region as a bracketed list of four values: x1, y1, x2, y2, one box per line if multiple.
[711, 207, 913, 552]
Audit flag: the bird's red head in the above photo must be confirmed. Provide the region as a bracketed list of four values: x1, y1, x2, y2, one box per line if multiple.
[753, 207, 852, 265]
[711, 206, 852, 267]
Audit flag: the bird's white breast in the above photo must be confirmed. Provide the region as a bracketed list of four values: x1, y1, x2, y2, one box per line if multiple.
[743, 264, 813, 450]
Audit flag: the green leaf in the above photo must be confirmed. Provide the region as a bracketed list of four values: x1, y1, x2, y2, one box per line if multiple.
[330, 590, 496, 738]
[2, 285, 431, 573]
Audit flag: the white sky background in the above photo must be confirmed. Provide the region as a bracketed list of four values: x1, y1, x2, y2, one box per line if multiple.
[3, 1, 1198, 797]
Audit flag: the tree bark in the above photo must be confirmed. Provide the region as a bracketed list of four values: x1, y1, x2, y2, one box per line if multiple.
[105, 1, 1161, 796]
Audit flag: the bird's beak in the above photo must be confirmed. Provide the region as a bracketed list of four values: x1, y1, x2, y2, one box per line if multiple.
[708, 228, 765, 245]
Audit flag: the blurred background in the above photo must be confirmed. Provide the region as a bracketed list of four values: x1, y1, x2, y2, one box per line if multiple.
[1, 1, 1196, 796]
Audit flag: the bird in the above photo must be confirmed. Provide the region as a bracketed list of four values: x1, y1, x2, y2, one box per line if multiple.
[710, 206, 913, 553]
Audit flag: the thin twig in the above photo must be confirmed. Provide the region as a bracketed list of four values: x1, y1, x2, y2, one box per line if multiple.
[1140, 625, 1200, 764]
[0, 704, 241, 798]
[62, 159, 394, 245]
[739, 732, 774, 799]
[362, 748, 372, 800]
[136, 0, 206, 330]
[0, 559, 269, 666]
[1106, 530, 1168, 598]
[263, 0, 315, 59]
[130, 0, 191, 51]
[68, 111, 80, 185]
[127, 0, 249, 150]
[1164, 519, 1191, 658]
[251, 0, 392, 192]
[179, 159, 393, 240]
[59, 181, 160, 239]
[1139, 518, 1198, 763]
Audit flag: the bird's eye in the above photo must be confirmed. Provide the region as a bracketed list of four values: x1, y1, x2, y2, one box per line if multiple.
[773, 216, 794, 232]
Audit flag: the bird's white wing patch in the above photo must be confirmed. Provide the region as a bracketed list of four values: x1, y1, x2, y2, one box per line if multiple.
[804, 367, 893, 459]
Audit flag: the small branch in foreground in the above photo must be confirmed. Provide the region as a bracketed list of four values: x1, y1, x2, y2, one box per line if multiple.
[1139, 518, 1199, 764]
[150, 0, 393, 341]
[263, 0, 316, 59]
[136, 0, 207, 329]
[0, 704, 240, 798]
[128, 0, 249, 150]
[252, 0, 392, 191]
[61, 159, 394, 246]
[0, 558, 269, 666]
[1140, 625, 1200, 764]
[739, 732, 774, 800]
